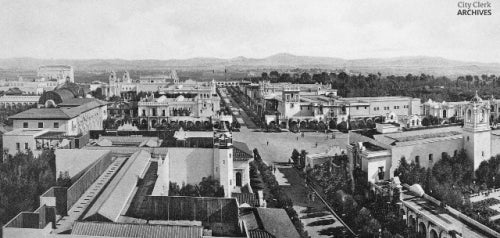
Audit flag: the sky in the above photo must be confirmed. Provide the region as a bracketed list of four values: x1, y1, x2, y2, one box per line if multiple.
[0, 0, 499, 63]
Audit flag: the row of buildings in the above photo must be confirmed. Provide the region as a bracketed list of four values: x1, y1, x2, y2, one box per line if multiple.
[243, 81, 500, 130]
[0, 65, 74, 95]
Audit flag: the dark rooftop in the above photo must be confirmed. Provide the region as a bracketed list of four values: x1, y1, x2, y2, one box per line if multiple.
[72, 221, 203, 238]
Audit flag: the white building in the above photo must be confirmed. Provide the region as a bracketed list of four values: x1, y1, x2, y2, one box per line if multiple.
[37, 65, 74, 84]
[348, 93, 500, 184]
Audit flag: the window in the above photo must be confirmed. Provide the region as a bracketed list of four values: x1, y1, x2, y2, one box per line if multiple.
[429, 154, 433, 163]
[38, 122, 43, 128]
[415, 156, 420, 165]
[142, 110, 146, 116]
[53, 122, 59, 128]
[236, 172, 242, 187]
[24, 143, 28, 150]
[16, 143, 20, 151]
[482, 151, 485, 157]
[162, 110, 166, 116]
[23, 122, 28, 128]
[378, 166, 385, 180]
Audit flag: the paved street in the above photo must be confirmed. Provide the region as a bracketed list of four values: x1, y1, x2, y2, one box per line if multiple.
[275, 164, 347, 237]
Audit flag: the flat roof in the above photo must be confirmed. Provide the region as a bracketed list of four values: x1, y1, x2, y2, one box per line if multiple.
[402, 192, 492, 238]
[386, 131, 462, 142]
[55, 149, 110, 180]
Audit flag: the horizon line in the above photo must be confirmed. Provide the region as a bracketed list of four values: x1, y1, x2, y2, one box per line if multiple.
[1, 53, 499, 65]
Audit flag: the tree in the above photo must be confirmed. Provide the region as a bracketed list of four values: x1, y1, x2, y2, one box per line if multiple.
[57, 171, 72, 187]
[354, 207, 381, 236]
[253, 148, 262, 162]
[198, 176, 225, 197]
[169, 182, 181, 196]
[109, 95, 121, 102]
[298, 150, 307, 169]
[291, 149, 300, 165]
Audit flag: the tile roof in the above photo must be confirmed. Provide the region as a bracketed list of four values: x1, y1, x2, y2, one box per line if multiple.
[249, 229, 276, 238]
[9, 108, 73, 119]
[233, 141, 253, 161]
[72, 221, 203, 238]
[9, 100, 106, 120]
[126, 196, 239, 226]
[232, 193, 259, 207]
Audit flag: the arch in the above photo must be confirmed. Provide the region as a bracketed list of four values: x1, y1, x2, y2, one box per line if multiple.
[235, 172, 242, 187]
[467, 109, 472, 122]
[151, 119, 157, 128]
[442, 109, 447, 118]
[161, 119, 167, 125]
[430, 229, 438, 238]
[418, 222, 427, 237]
[409, 215, 416, 231]
[400, 209, 406, 221]
[141, 119, 147, 126]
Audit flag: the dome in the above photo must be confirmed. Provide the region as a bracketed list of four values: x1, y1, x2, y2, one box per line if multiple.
[157, 95, 167, 103]
[409, 184, 425, 197]
[471, 91, 483, 103]
[175, 95, 185, 102]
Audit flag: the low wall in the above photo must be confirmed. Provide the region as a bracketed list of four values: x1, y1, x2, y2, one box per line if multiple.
[66, 151, 112, 211]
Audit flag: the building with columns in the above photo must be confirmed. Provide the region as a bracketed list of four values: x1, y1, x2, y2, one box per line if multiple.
[265, 86, 420, 130]
[103, 70, 179, 98]
[136, 79, 223, 129]
[422, 95, 500, 123]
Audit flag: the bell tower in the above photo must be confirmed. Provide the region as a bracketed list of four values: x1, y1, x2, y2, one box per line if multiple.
[213, 123, 233, 197]
[463, 92, 491, 170]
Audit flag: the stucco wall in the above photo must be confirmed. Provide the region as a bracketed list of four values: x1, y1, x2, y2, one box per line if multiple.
[391, 137, 463, 177]
[168, 148, 215, 185]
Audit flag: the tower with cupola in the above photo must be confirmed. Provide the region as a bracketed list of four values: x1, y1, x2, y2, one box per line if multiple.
[463, 92, 491, 170]
[213, 123, 233, 197]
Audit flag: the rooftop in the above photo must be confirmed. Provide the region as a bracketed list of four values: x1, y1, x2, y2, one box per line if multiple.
[72, 221, 203, 238]
[386, 131, 462, 143]
[83, 150, 151, 222]
[402, 190, 494, 238]
[9, 99, 106, 120]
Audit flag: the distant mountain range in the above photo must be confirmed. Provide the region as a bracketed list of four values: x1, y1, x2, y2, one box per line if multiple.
[1, 53, 499, 77]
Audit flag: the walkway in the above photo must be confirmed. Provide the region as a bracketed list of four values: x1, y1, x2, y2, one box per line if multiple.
[54, 157, 128, 234]
[274, 164, 348, 237]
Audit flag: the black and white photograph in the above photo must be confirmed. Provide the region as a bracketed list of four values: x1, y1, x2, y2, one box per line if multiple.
[0, 0, 499, 237]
